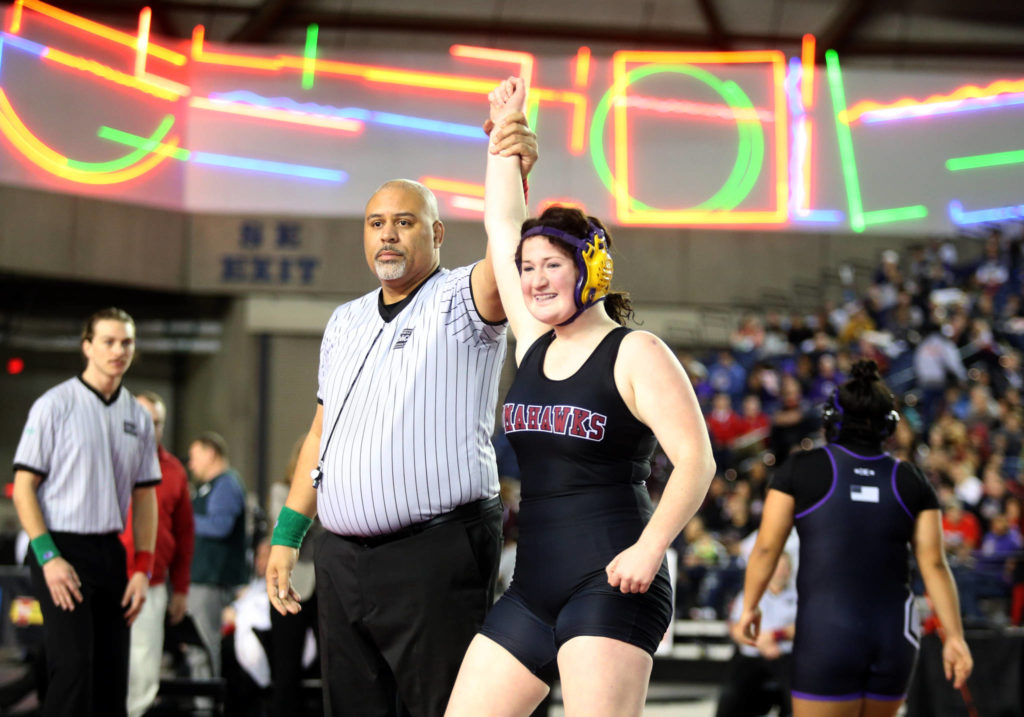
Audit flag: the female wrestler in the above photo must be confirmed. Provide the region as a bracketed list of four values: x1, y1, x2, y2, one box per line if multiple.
[445, 78, 715, 716]
[739, 360, 973, 717]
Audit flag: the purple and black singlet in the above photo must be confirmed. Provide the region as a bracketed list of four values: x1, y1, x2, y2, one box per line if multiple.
[771, 440, 939, 701]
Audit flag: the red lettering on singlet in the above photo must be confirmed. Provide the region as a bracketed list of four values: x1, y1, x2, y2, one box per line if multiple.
[526, 405, 541, 430]
[504, 403, 606, 441]
[552, 406, 573, 434]
[539, 406, 553, 432]
[513, 404, 527, 431]
[569, 408, 591, 437]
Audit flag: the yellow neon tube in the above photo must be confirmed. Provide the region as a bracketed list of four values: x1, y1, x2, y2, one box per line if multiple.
[450, 44, 535, 84]
[574, 47, 591, 88]
[0, 88, 178, 184]
[421, 176, 484, 197]
[134, 6, 150, 78]
[842, 78, 1024, 123]
[44, 48, 184, 101]
[801, 34, 815, 109]
[19, 0, 185, 66]
[771, 53, 789, 221]
[8, 0, 24, 33]
[189, 97, 363, 133]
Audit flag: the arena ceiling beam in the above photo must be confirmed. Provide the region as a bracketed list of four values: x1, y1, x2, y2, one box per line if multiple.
[230, 0, 292, 43]
[814, 0, 875, 64]
[694, 0, 731, 51]
[33, 0, 1024, 61]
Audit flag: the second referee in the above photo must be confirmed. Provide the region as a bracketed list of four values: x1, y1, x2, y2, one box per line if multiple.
[12, 307, 160, 717]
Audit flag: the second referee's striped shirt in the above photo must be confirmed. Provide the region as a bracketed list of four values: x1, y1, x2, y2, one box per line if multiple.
[316, 264, 506, 537]
[13, 377, 161, 534]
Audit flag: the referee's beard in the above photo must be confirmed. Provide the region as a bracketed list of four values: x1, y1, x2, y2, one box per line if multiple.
[375, 258, 407, 281]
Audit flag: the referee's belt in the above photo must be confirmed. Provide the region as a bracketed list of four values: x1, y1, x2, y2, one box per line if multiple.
[337, 495, 502, 548]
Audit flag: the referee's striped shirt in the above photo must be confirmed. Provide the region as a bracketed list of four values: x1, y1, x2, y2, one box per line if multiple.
[316, 264, 506, 537]
[13, 377, 162, 534]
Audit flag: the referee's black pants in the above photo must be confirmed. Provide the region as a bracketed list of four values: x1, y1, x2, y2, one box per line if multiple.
[315, 499, 502, 717]
[715, 652, 792, 717]
[28, 532, 130, 717]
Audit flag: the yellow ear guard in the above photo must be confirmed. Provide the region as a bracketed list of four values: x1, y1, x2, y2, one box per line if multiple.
[520, 221, 613, 324]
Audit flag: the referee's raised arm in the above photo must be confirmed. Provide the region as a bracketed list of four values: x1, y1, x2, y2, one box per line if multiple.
[266, 402, 322, 615]
[286, 103, 536, 713]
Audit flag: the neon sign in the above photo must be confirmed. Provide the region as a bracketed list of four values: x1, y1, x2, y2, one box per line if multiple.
[0, 0, 1021, 233]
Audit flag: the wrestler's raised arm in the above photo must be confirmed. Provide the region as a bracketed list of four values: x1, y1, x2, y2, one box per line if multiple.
[483, 77, 550, 359]
[471, 92, 538, 325]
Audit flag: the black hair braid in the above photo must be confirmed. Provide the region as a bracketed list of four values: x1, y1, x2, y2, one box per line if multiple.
[849, 359, 881, 384]
[837, 360, 895, 437]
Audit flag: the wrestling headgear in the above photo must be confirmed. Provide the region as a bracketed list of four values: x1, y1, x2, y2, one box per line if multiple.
[519, 221, 614, 325]
[822, 389, 899, 443]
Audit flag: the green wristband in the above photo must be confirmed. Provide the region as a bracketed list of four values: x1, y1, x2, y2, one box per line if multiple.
[271, 506, 313, 548]
[30, 533, 61, 566]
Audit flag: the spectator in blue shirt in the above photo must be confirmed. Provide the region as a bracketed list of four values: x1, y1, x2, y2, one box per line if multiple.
[708, 350, 747, 406]
[188, 431, 248, 677]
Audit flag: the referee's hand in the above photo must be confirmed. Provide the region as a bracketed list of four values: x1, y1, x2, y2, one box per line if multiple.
[737, 606, 762, 646]
[42, 557, 83, 611]
[482, 111, 538, 178]
[266, 545, 303, 616]
[121, 572, 149, 626]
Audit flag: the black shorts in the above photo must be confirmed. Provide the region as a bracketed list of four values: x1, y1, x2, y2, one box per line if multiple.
[480, 567, 672, 683]
[791, 592, 920, 701]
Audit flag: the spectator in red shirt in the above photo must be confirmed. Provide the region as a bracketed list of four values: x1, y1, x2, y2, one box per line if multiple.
[708, 393, 746, 446]
[736, 394, 771, 451]
[121, 392, 195, 717]
[941, 492, 982, 558]
[708, 393, 747, 470]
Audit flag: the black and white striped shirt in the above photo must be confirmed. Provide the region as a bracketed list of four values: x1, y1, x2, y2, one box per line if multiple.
[316, 264, 506, 536]
[13, 377, 161, 534]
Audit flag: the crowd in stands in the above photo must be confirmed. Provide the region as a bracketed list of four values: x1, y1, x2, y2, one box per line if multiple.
[676, 226, 1024, 626]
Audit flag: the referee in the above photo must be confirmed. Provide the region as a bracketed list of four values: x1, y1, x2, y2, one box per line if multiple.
[11, 307, 160, 717]
[265, 116, 537, 717]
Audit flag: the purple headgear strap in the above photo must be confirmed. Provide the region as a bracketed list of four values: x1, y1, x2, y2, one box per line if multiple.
[520, 223, 603, 250]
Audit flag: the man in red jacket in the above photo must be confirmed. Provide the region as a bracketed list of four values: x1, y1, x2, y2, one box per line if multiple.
[121, 391, 195, 717]
[707, 392, 747, 449]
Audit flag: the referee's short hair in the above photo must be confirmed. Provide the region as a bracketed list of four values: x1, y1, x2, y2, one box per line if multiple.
[192, 431, 229, 459]
[82, 307, 135, 342]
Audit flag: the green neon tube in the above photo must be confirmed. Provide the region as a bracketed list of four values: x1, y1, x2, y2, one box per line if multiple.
[862, 205, 928, 226]
[824, 50, 866, 233]
[946, 149, 1024, 172]
[303, 24, 319, 90]
[589, 63, 764, 214]
[72, 116, 178, 172]
[96, 124, 191, 161]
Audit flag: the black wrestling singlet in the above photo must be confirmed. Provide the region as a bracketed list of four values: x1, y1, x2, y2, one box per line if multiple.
[481, 327, 672, 679]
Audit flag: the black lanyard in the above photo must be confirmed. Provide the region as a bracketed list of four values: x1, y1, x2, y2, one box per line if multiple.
[311, 325, 385, 489]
